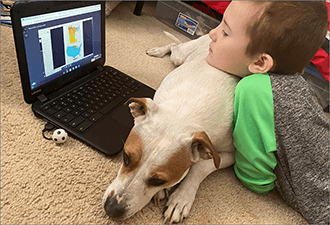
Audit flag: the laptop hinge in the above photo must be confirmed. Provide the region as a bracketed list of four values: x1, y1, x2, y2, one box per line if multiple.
[97, 65, 104, 71]
[37, 94, 48, 103]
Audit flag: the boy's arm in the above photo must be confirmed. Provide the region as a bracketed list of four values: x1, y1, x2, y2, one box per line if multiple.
[269, 74, 329, 224]
[232, 73, 277, 195]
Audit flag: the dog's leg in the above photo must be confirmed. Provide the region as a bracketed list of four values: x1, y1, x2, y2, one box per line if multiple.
[163, 159, 216, 224]
[146, 40, 199, 67]
[164, 151, 235, 224]
[146, 31, 180, 58]
[146, 43, 177, 58]
[168, 34, 211, 66]
[167, 38, 203, 66]
[147, 34, 210, 67]
[153, 189, 169, 207]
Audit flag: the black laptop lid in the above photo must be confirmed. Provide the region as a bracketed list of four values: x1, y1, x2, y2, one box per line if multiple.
[11, 1, 105, 104]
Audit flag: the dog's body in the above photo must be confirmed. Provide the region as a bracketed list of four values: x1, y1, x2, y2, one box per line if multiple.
[103, 33, 239, 223]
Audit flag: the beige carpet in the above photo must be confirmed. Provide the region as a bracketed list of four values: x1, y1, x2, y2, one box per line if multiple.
[1, 2, 307, 224]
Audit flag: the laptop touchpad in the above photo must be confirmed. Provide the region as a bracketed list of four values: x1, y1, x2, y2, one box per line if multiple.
[111, 106, 134, 128]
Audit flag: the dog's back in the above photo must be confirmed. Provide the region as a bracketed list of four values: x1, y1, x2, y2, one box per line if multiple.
[154, 35, 239, 151]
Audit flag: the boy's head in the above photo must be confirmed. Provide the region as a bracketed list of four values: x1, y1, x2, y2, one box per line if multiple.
[207, 1, 328, 78]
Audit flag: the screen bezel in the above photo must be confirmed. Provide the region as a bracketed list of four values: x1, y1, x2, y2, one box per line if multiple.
[11, 1, 105, 104]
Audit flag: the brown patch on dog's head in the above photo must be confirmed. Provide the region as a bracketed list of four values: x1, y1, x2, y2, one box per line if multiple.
[109, 190, 115, 198]
[121, 130, 143, 175]
[191, 131, 220, 169]
[124, 98, 158, 123]
[149, 146, 193, 187]
[124, 98, 148, 118]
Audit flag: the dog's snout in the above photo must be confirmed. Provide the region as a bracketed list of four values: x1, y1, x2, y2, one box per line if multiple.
[104, 195, 126, 219]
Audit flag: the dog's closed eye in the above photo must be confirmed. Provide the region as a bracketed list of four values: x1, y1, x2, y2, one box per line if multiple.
[147, 177, 167, 187]
[123, 151, 130, 167]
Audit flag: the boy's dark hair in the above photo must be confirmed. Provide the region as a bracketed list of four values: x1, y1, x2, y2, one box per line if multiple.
[245, 1, 328, 74]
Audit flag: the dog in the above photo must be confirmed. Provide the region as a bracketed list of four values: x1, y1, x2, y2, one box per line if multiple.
[102, 32, 239, 224]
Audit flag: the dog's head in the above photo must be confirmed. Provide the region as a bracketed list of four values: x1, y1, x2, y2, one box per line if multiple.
[102, 98, 220, 220]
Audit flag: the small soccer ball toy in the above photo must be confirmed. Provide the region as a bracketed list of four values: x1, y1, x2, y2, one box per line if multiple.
[52, 129, 68, 144]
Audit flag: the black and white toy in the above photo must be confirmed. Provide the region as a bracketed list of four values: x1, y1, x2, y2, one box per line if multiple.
[52, 129, 68, 144]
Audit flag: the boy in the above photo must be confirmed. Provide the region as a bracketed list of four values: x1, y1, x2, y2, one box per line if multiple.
[207, 1, 329, 224]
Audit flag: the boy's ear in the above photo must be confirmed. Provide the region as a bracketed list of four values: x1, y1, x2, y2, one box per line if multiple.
[248, 53, 274, 74]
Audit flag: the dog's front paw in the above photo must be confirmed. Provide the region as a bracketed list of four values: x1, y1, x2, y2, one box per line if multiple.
[153, 189, 169, 207]
[163, 185, 197, 224]
[146, 43, 176, 58]
[146, 46, 169, 58]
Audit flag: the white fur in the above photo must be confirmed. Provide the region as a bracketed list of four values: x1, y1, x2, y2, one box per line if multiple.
[103, 33, 239, 223]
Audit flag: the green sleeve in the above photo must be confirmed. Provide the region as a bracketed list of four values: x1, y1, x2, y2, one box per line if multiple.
[233, 73, 277, 195]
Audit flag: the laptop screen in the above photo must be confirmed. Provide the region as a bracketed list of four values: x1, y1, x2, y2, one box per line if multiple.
[20, 4, 102, 90]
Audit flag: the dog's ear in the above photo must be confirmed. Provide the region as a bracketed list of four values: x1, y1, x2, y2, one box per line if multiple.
[124, 98, 158, 122]
[189, 131, 221, 169]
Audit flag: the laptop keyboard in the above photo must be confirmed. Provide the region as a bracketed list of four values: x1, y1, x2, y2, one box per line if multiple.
[40, 67, 141, 133]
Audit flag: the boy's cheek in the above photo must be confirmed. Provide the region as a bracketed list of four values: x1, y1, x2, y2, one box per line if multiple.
[207, 53, 222, 70]
[206, 54, 216, 68]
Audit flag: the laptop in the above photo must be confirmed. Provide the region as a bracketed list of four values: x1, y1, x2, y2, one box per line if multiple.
[10, 1, 155, 155]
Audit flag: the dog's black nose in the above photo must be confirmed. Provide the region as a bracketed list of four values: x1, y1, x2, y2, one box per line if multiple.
[104, 195, 125, 219]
